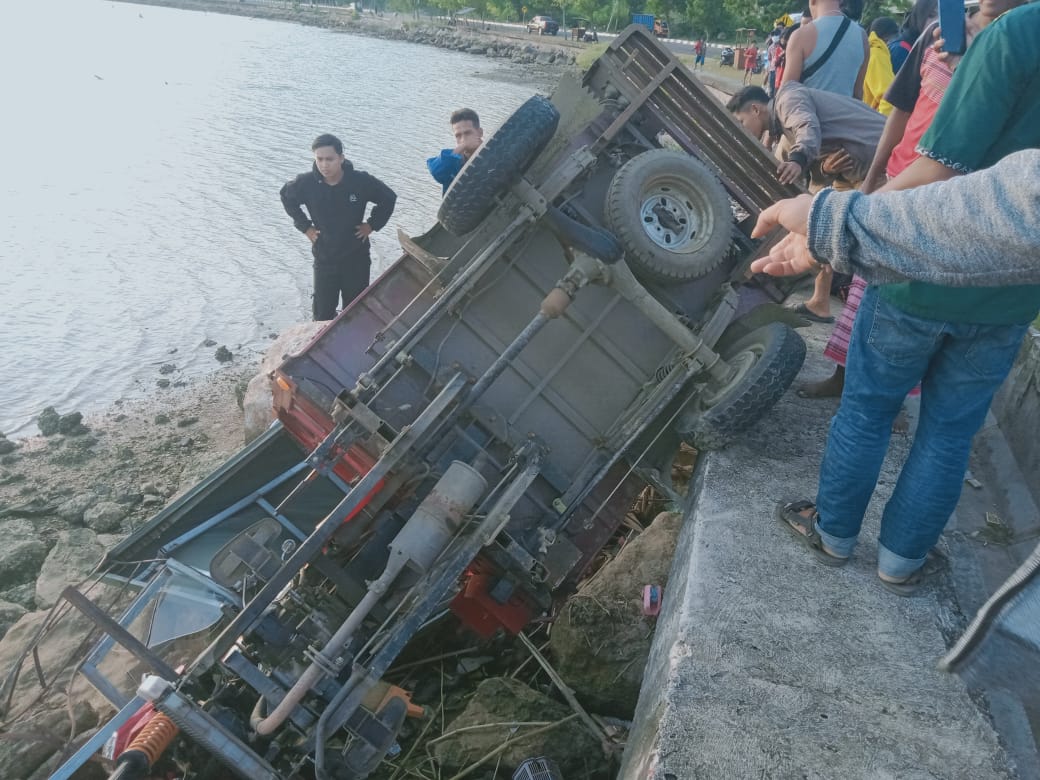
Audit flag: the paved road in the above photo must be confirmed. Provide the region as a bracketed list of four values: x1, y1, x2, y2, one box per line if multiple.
[455, 18, 731, 59]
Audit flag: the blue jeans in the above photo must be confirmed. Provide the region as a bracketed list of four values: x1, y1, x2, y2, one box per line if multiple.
[814, 285, 1028, 578]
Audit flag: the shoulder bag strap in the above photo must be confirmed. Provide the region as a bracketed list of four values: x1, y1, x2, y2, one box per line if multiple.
[801, 15, 852, 82]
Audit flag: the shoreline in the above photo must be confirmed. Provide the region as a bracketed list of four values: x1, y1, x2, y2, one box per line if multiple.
[113, 0, 744, 95]
[114, 0, 579, 79]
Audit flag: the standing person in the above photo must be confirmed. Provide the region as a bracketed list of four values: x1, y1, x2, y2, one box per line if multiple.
[693, 36, 707, 69]
[780, 0, 870, 321]
[802, 0, 1021, 399]
[765, 35, 780, 95]
[889, 0, 937, 73]
[280, 134, 397, 321]
[862, 17, 898, 113]
[426, 108, 485, 194]
[773, 26, 796, 85]
[742, 41, 760, 85]
[781, 0, 869, 99]
[775, 3, 1040, 595]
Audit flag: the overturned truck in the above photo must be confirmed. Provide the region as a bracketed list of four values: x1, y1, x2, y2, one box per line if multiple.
[51, 27, 806, 780]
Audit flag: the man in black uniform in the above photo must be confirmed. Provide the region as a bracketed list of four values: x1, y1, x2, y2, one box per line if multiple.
[280, 134, 397, 320]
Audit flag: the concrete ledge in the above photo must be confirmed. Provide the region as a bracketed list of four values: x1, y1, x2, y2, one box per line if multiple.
[621, 325, 1014, 778]
[993, 328, 1040, 509]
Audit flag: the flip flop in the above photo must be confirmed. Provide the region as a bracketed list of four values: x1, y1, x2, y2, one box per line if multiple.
[878, 549, 948, 597]
[787, 303, 835, 324]
[775, 499, 849, 567]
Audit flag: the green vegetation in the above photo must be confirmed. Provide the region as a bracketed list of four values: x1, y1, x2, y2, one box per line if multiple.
[384, 0, 910, 41]
[574, 41, 609, 68]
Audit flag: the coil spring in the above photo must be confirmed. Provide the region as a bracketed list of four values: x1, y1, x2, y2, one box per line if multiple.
[125, 712, 179, 767]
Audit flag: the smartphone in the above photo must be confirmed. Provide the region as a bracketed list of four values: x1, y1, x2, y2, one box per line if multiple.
[937, 0, 966, 55]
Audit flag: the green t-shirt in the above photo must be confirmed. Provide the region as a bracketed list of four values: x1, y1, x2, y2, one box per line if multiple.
[878, 3, 1040, 325]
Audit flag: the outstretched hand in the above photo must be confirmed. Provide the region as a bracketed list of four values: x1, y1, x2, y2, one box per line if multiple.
[749, 233, 821, 277]
[749, 194, 821, 277]
[751, 193, 813, 239]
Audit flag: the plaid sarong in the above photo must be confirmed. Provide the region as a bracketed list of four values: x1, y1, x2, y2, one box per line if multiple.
[823, 275, 867, 366]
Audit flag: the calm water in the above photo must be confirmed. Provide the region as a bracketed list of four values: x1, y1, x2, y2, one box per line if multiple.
[0, 1, 537, 436]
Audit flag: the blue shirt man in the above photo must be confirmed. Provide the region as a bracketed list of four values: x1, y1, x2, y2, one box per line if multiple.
[427, 108, 484, 193]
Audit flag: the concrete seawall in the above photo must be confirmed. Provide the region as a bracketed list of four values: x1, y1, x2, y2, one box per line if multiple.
[994, 329, 1040, 509]
[621, 321, 1038, 778]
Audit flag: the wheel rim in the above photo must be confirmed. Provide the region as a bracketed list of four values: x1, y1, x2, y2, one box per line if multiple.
[638, 179, 715, 253]
[698, 344, 761, 408]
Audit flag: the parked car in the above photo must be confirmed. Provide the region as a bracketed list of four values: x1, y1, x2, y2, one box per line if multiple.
[52, 26, 807, 780]
[653, 18, 670, 36]
[527, 14, 559, 34]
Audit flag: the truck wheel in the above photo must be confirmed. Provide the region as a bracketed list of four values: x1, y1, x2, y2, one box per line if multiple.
[605, 149, 732, 282]
[438, 95, 560, 236]
[676, 322, 805, 451]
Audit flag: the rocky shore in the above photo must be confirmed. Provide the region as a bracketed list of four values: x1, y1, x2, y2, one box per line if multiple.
[118, 0, 580, 80]
[0, 355, 255, 777]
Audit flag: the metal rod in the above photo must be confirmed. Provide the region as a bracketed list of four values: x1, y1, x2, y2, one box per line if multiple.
[313, 454, 543, 779]
[416, 311, 551, 465]
[62, 587, 179, 681]
[160, 462, 308, 555]
[358, 210, 535, 390]
[185, 373, 467, 678]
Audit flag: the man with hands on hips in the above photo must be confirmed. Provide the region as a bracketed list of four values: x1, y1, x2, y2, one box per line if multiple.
[281, 133, 397, 321]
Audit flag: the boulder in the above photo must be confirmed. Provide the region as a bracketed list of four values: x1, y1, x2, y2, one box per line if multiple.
[57, 411, 89, 436]
[57, 493, 96, 524]
[36, 407, 61, 436]
[548, 511, 682, 716]
[0, 436, 16, 456]
[0, 539, 49, 589]
[242, 321, 326, 444]
[0, 703, 97, 780]
[0, 599, 27, 639]
[0, 609, 99, 726]
[82, 501, 126, 533]
[433, 677, 607, 776]
[0, 583, 37, 610]
[35, 528, 106, 609]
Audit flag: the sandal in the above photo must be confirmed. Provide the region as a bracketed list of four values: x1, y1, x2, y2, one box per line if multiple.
[787, 303, 835, 324]
[775, 500, 849, 567]
[878, 549, 948, 597]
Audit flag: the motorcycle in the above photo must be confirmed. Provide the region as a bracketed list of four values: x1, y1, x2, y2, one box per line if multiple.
[719, 47, 734, 66]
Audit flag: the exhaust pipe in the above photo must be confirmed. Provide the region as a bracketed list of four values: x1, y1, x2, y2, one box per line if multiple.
[254, 461, 487, 735]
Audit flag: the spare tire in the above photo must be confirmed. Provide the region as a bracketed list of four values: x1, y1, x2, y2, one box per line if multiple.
[604, 149, 732, 282]
[438, 95, 560, 235]
[676, 322, 805, 451]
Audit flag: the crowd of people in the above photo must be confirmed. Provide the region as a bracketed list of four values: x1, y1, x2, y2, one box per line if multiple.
[731, 0, 1039, 604]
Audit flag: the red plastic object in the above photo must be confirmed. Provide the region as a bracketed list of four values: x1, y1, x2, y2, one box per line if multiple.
[450, 557, 535, 637]
[642, 584, 663, 616]
[103, 701, 158, 762]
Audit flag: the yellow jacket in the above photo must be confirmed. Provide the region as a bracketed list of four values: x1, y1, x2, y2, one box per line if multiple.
[863, 32, 895, 115]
